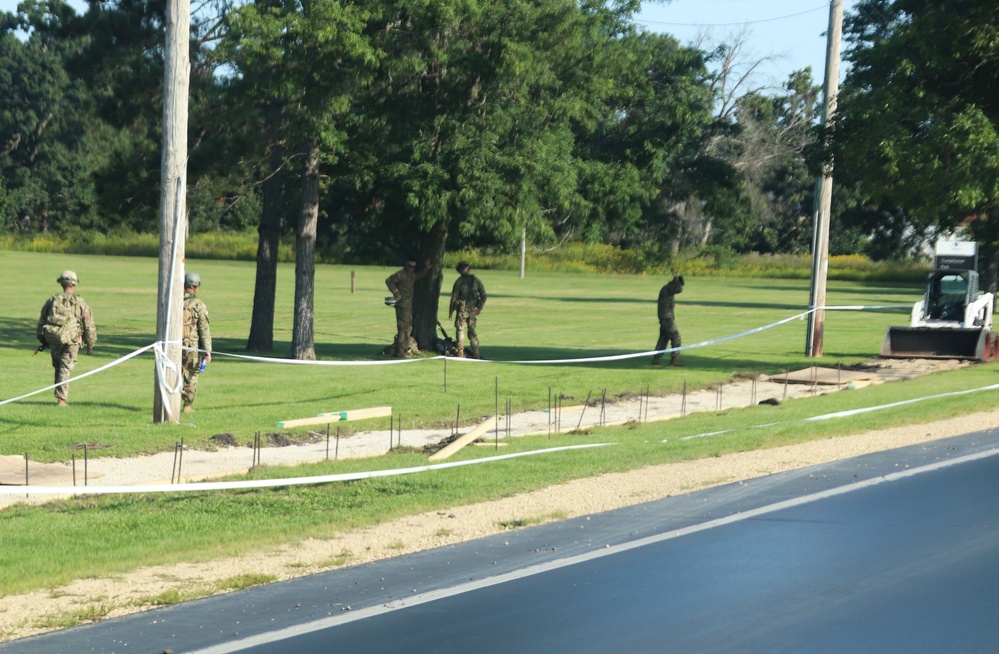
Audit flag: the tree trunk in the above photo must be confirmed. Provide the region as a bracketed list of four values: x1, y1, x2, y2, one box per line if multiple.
[981, 240, 998, 296]
[246, 106, 285, 352]
[969, 213, 999, 295]
[291, 144, 319, 360]
[412, 219, 448, 351]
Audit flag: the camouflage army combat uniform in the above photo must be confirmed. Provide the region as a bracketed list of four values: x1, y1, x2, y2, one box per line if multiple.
[385, 259, 431, 358]
[182, 273, 212, 412]
[37, 270, 97, 406]
[651, 275, 684, 367]
[448, 262, 487, 358]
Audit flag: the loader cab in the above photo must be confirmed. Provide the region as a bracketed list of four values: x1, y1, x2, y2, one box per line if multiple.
[925, 269, 978, 322]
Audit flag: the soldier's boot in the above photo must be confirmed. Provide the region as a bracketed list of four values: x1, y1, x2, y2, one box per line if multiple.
[469, 343, 480, 360]
[183, 402, 194, 413]
[57, 399, 68, 407]
[669, 354, 683, 367]
[651, 355, 662, 366]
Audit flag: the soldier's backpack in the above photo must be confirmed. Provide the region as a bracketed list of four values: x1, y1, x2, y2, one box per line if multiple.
[42, 294, 82, 347]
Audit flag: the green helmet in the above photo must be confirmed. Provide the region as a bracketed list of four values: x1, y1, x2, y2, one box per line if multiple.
[57, 270, 79, 286]
[184, 272, 202, 288]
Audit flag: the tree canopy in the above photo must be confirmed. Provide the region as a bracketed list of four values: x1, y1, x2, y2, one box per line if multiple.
[833, 0, 999, 285]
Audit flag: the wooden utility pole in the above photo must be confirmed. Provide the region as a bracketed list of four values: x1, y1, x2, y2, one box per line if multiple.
[153, 0, 191, 422]
[806, 0, 843, 357]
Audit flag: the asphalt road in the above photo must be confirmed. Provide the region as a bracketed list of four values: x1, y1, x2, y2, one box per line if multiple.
[4, 428, 999, 654]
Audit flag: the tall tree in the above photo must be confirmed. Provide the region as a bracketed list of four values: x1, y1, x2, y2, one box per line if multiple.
[220, 0, 378, 359]
[0, 1, 100, 233]
[710, 69, 821, 254]
[833, 0, 999, 289]
[354, 0, 659, 349]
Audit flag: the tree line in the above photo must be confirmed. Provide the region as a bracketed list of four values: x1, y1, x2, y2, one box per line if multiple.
[2, 0, 996, 355]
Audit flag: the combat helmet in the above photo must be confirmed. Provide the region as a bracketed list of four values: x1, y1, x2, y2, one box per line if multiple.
[184, 272, 202, 288]
[57, 270, 79, 287]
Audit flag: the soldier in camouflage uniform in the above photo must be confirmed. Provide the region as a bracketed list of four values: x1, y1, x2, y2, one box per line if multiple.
[385, 257, 431, 358]
[651, 275, 684, 367]
[37, 270, 97, 406]
[448, 261, 487, 358]
[182, 272, 212, 412]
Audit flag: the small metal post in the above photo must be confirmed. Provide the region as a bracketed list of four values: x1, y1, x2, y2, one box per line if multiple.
[389, 415, 394, 450]
[577, 390, 592, 432]
[326, 423, 331, 460]
[177, 437, 184, 482]
[600, 388, 607, 427]
[556, 394, 562, 434]
[171, 442, 179, 484]
[547, 387, 552, 439]
[645, 385, 650, 423]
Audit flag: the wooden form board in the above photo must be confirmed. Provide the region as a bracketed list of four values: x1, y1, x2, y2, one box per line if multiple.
[428, 418, 496, 462]
[277, 406, 392, 429]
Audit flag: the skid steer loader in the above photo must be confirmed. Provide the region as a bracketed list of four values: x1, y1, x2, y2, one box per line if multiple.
[881, 241, 999, 361]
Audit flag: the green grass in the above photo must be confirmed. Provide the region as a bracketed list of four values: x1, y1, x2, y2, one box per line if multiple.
[0, 250, 922, 461]
[0, 249, 993, 601]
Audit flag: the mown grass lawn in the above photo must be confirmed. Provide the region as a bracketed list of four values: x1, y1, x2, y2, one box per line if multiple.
[2, 249, 996, 600]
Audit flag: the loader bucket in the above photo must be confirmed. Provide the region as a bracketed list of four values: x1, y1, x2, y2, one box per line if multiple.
[880, 327, 996, 361]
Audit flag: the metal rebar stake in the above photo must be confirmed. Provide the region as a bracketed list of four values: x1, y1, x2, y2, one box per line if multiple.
[548, 387, 552, 439]
[177, 437, 184, 482]
[574, 391, 588, 432]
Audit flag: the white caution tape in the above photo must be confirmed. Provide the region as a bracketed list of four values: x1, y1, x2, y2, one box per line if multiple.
[1, 303, 913, 404]
[679, 381, 999, 441]
[0, 442, 613, 496]
[0, 343, 157, 407]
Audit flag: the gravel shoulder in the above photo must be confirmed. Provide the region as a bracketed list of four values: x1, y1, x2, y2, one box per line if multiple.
[0, 359, 990, 642]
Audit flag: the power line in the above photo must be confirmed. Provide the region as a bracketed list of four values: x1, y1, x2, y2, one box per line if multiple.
[635, 4, 828, 29]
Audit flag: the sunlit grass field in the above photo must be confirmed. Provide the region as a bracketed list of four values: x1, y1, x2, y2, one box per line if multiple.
[2, 249, 924, 461]
[3, 249, 998, 605]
